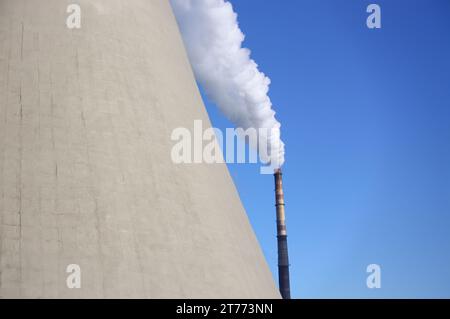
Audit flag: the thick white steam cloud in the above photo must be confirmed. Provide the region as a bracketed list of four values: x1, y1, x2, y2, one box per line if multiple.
[170, 0, 285, 168]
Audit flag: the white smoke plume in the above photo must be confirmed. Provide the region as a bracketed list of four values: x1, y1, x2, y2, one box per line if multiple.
[170, 0, 285, 169]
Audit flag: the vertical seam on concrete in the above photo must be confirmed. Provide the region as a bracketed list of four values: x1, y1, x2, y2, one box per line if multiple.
[20, 22, 23, 62]
[17, 21, 25, 297]
[0, 17, 13, 295]
[71, 33, 106, 298]
[36, 31, 44, 296]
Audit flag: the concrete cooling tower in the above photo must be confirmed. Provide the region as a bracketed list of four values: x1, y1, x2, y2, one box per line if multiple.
[0, 0, 279, 298]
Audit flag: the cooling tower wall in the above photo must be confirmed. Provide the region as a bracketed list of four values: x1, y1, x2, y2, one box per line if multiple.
[0, 0, 279, 298]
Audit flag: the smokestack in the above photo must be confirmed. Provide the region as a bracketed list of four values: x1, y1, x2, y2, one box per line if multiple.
[274, 169, 291, 299]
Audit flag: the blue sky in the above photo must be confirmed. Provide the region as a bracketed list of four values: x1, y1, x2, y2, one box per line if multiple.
[199, 0, 450, 298]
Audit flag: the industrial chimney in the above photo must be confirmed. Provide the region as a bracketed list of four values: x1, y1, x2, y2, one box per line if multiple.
[274, 169, 291, 299]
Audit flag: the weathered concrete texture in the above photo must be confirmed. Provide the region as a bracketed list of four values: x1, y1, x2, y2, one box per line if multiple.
[0, 0, 279, 298]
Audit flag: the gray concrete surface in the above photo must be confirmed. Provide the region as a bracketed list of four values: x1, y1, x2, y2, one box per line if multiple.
[0, 0, 280, 298]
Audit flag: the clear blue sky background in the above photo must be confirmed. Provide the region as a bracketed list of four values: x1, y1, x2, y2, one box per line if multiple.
[199, 0, 450, 298]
